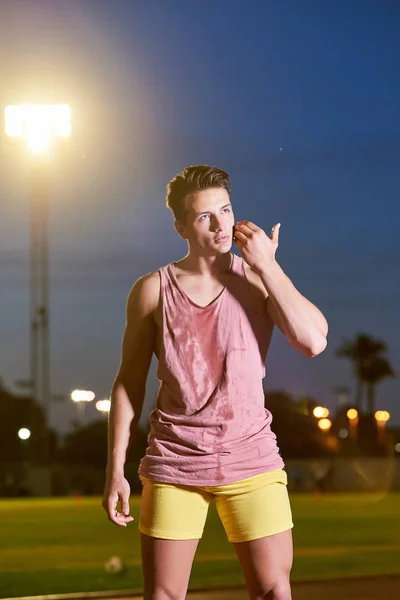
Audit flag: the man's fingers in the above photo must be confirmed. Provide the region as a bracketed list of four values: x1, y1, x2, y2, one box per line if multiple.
[108, 507, 134, 527]
[106, 494, 123, 524]
[116, 511, 134, 523]
[271, 223, 281, 241]
[235, 223, 253, 236]
[121, 497, 130, 516]
[109, 513, 129, 527]
[107, 493, 118, 516]
[236, 220, 259, 232]
[104, 492, 134, 527]
[102, 484, 134, 527]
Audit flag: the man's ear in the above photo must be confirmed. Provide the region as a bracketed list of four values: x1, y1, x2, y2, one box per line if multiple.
[174, 220, 187, 240]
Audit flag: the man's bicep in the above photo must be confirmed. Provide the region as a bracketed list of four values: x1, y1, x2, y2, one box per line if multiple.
[116, 276, 157, 388]
[266, 296, 286, 337]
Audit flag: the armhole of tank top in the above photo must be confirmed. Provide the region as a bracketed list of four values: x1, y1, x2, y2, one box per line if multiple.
[157, 267, 165, 313]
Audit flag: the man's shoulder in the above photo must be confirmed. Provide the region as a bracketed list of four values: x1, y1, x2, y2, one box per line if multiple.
[128, 269, 161, 313]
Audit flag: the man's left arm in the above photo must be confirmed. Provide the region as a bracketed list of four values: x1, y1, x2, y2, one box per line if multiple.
[233, 220, 328, 358]
[259, 261, 328, 358]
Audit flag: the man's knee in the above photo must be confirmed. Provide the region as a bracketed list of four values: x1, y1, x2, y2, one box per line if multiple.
[269, 578, 291, 600]
[252, 573, 291, 600]
[144, 586, 186, 600]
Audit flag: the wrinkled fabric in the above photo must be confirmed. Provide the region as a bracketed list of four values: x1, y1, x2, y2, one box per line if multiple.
[138, 252, 284, 485]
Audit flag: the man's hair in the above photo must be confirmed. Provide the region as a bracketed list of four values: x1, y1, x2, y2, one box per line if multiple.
[166, 165, 231, 223]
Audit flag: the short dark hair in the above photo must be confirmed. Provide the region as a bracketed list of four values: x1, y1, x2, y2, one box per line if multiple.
[166, 165, 231, 223]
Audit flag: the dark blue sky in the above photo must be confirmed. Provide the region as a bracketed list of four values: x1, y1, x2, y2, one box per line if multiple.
[0, 0, 399, 433]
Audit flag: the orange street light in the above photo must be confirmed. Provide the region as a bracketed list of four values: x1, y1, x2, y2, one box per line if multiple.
[347, 408, 359, 440]
[347, 408, 358, 420]
[313, 406, 330, 419]
[374, 410, 391, 443]
[375, 410, 390, 423]
[318, 418, 332, 432]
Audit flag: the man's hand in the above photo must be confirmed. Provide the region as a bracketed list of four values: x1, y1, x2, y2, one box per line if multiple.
[102, 474, 135, 527]
[233, 220, 281, 274]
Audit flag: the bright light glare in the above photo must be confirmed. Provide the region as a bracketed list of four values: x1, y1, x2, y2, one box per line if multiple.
[18, 428, 31, 440]
[318, 418, 332, 432]
[96, 399, 111, 413]
[347, 408, 358, 420]
[313, 406, 330, 419]
[374, 410, 390, 423]
[395, 443, 400, 453]
[71, 389, 95, 402]
[5, 104, 72, 153]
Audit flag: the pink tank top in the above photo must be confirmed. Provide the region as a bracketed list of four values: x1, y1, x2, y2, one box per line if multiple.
[138, 252, 284, 485]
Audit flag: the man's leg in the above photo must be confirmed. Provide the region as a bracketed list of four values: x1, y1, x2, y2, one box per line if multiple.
[138, 476, 212, 599]
[141, 534, 200, 600]
[233, 529, 293, 600]
[213, 470, 293, 600]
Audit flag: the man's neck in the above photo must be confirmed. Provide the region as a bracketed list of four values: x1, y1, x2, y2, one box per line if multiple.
[175, 252, 233, 278]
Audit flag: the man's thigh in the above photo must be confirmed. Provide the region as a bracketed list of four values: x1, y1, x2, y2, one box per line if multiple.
[214, 469, 293, 543]
[139, 476, 213, 540]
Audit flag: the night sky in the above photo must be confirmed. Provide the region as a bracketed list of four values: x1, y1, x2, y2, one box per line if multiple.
[0, 0, 399, 434]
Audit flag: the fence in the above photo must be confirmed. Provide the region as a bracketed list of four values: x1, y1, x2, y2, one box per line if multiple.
[285, 457, 400, 492]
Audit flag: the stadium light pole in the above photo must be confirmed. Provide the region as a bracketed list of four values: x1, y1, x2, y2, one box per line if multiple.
[5, 104, 72, 462]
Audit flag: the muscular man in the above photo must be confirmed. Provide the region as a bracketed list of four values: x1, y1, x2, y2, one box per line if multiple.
[102, 165, 328, 600]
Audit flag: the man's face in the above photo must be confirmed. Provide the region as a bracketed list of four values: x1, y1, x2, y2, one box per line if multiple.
[176, 187, 235, 253]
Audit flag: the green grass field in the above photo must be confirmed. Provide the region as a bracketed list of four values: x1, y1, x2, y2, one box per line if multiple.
[1, 492, 400, 598]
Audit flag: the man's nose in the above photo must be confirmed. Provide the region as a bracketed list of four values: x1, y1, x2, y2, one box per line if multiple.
[211, 216, 225, 231]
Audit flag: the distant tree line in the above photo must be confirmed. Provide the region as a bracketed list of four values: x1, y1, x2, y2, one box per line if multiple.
[0, 331, 397, 495]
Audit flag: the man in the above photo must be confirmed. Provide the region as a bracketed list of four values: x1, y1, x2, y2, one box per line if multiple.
[103, 165, 328, 600]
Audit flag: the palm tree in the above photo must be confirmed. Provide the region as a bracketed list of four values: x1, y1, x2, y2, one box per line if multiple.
[336, 333, 391, 412]
[359, 356, 396, 414]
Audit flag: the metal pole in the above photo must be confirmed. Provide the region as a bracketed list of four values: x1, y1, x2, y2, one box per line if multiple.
[30, 161, 51, 464]
[30, 173, 39, 403]
[39, 168, 50, 423]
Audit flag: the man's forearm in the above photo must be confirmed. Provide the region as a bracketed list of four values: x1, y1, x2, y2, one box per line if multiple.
[258, 260, 328, 356]
[106, 381, 144, 477]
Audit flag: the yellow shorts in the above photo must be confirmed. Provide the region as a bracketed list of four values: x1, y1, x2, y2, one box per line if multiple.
[139, 468, 293, 543]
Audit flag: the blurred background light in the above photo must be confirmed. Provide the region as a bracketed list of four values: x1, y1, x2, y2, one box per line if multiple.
[96, 399, 111, 413]
[71, 389, 95, 402]
[317, 418, 332, 431]
[18, 428, 31, 440]
[5, 104, 72, 153]
[347, 408, 359, 420]
[374, 410, 391, 423]
[313, 406, 330, 419]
